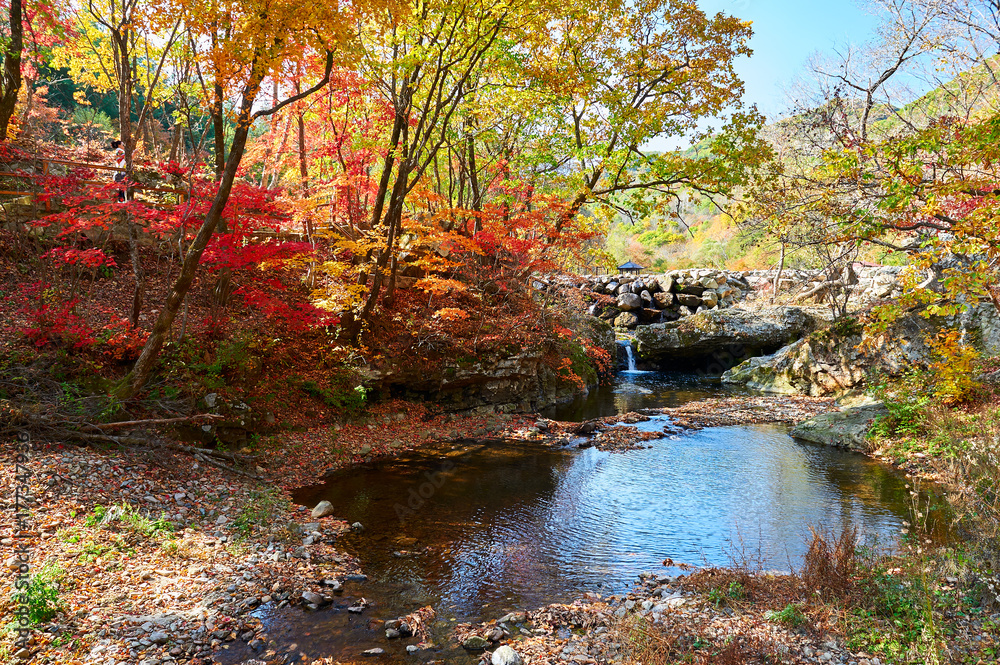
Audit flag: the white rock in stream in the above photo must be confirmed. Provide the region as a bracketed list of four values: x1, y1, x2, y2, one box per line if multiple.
[311, 501, 335, 519]
[492, 645, 524, 665]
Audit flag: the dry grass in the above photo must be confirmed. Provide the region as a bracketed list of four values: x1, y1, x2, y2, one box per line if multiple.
[801, 525, 860, 598]
[614, 613, 782, 665]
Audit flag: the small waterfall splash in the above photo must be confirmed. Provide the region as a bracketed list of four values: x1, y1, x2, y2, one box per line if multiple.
[618, 339, 637, 372]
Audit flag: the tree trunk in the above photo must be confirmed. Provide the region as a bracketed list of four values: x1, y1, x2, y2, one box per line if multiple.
[15, 76, 32, 137]
[121, 69, 263, 398]
[384, 255, 398, 308]
[210, 78, 230, 305]
[297, 111, 310, 196]
[467, 129, 482, 232]
[267, 115, 292, 188]
[771, 240, 786, 305]
[296, 75, 310, 197]
[212, 82, 225, 179]
[168, 120, 182, 163]
[115, 31, 134, 173]
[0, 0, 23, 138]
[129, 221, 145, 327]
[121, 118, 254, 397]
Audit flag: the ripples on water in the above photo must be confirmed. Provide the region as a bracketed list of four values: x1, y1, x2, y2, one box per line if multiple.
[542, 371, 748, 421]
[226, 372, 950, 663]
[296, 422, 946, 620]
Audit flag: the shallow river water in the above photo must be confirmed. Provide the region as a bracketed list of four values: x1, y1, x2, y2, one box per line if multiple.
[222, 371, 950, 663]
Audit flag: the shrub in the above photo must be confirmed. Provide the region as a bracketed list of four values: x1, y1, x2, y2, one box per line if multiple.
[85, 503, 172, 538]
[299, 375, 368, 414]
[97, 317, 149, 363]
[927, 330, 980, 404]
[765, 603, 806, 628]
[868, 377, 930, 438]
[11, 564, 64, 625]
[16, 283, 95, 350]
[801, 526, 859, 597]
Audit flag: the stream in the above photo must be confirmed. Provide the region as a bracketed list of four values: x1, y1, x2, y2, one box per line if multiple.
[221, 369, 951, 663]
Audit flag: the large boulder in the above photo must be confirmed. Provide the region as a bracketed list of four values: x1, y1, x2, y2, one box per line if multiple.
[790, 402, 888, 452]
[617, 292, 642, 311]
[615, 311, 640, 328]
[653, 291, 674, 309]
[676, 293, 701, 309]
[634, 306, 824, 368]
[638, 308, 662, 323]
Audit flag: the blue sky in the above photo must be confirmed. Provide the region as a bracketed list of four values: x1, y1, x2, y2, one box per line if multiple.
[698, 0, 881, 118]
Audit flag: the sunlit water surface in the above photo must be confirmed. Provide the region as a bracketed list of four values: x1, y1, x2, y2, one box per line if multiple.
[221, 372, 950, 663]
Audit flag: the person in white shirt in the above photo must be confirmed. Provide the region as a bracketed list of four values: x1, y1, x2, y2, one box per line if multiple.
[111, 140, 126, 202]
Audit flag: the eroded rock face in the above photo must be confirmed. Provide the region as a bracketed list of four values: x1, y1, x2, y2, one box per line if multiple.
[722, 303, 1000, 396]
[366, 317, 616, 413]
[633, 306, 825, 369]
[720, 336, 866, 396]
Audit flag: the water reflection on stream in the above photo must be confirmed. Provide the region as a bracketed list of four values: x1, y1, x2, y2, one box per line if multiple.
[222, 372, 951, 663]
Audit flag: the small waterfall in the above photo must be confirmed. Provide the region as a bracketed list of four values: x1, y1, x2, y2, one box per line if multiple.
[618, 339, 637, 372]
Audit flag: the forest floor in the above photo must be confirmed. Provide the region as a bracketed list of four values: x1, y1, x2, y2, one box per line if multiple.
[0, 401, 535, 665]
[3, 395, 999, 665]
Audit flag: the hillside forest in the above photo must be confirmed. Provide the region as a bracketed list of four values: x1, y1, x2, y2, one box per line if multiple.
[0, 0, 995, 405]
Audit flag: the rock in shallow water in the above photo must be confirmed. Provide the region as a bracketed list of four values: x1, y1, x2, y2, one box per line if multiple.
[790, 403, 888, 452]
[301, 591, 326, 605]
[462, 635, 491, 650]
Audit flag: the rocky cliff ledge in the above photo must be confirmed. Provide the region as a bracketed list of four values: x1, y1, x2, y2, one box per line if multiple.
[632, 306, 827, 371]
[364, 318, 616, 413]
[722, 303, 1000, 396]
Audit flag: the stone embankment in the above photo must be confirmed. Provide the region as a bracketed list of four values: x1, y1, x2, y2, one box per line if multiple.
[539, 265, 909, 331]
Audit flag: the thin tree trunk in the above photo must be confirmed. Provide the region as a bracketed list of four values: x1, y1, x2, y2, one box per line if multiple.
[259, 79, 280, 187]
[16, 76, 32, 136]
[122, 117, 255, 397]
[384, 255, 398, 308]
[210, 76, 230, 306]
[212, 82, 225, 179]
[468, 133, 482, 230]
[267, 115, 292, 188]
[168, 120, 182, 163]
[0, 0, 23, 138]
[129, 221, 145, 327]
[297, 111, 309, 196]
[772, 240, 786, 305]
[122, 51, 335, 397]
